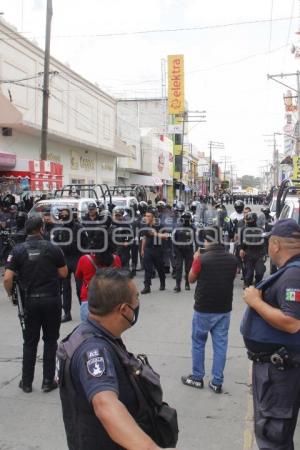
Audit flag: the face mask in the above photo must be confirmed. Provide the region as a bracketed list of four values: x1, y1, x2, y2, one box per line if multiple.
[122, 304, 140, 326]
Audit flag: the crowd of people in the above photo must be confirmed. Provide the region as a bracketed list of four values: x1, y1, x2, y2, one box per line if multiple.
[2, 189, 300, 449]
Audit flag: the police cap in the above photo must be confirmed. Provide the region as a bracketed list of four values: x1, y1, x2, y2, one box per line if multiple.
[270, 219, 300, 239]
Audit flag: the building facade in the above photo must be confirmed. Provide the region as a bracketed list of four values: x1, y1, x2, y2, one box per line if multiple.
[0, 19, 129, 193]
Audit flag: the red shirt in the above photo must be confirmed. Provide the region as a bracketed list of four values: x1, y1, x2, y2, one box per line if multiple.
[191, 254, 202, 276]
[75, 254, 121, 301]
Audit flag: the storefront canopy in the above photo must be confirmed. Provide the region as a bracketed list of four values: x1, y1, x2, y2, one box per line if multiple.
[0, 93, 22, 126]
[129, 174, 163, 186]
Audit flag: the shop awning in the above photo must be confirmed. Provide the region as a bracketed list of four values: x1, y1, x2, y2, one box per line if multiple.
[0, 93, 22, 126]
[129, 174, 163, 186]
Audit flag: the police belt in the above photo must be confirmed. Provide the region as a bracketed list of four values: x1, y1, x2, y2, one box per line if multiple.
[27, 293, 51, 299]
[247, 347, 300, 370]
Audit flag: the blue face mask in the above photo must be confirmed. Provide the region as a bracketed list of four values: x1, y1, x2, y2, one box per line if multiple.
[122, 304, 140, 326]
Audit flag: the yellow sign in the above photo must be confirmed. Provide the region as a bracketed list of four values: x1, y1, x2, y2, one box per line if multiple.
[293, 156, 300, 180]
[168, 55, 184, 114]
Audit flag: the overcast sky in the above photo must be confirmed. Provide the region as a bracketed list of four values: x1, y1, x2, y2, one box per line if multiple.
[1, 0, 299, 177]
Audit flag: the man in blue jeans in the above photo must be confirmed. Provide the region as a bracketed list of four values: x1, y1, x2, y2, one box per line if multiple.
[182, 227, 238, 393]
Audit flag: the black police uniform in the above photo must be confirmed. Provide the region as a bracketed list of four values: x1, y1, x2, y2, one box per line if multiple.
[82, 212, 105, 251]
[110, 220, 133, 269]
[240, 225, 266, 287]
[241, 256, 300, 450]
[58, 319, 139, 450]
[53, 219, 83, 317]
[6, 235, 66, 386]
[173, 222, 194, 290]
[142, 225, 166, 290]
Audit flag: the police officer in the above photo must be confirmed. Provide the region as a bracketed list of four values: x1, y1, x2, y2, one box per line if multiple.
[110, 206, 133, 269]
[57, 268, 177, 450]
[241, 219, 300, 449]
[42, 207, 56, 241]
[82, 203, 104, 250]
[173, 211, 194, 292]
[141, 208, 168, 294]
[3, 217, 67, 393]
[240, 212, 266, 288]
[53, 208, 83, 323]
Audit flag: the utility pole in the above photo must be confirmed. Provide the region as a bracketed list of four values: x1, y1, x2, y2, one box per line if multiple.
[268, 72, 300, 156]
[208, 141, 224, 194]
[41, 0, 53, 161]
[178, 110, 207, 201]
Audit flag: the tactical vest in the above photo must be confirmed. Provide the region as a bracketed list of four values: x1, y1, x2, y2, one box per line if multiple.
[57, 325, 178, 450]
[241, 262, 300, 347]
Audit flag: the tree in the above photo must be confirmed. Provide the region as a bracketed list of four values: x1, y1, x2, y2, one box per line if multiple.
[241, 175, 261, 189]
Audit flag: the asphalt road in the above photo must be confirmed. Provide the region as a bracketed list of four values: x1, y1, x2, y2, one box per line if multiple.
[0, 204, 299, 450]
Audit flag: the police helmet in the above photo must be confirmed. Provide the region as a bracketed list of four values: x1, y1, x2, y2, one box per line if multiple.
[138, 201, 148, 215]
[99, 210, 112, 228]
[234, 200, 244, 214]
[190, 201, 199, 213]
[181, 211, 193, 225]
[245, 212, 257, 226]
[157, 200, 166, 210]
[112, 206, 124, 217]
[146, 206, 157, 216]
[174, 201, 185, 213]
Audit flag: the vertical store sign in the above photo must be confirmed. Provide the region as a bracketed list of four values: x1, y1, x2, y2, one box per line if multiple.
[168, 55, 185, 114]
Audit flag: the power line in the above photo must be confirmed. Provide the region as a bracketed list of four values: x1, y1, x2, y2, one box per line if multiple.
[1, 15, 299, 41]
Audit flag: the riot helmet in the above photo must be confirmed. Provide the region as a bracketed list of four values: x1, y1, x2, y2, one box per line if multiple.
[138, 201, 148, 215]
[190, 201, 199, 214]
[234, 200, 244, 214]
[174, 201, 185, 213]
[181, 211, 193, 226]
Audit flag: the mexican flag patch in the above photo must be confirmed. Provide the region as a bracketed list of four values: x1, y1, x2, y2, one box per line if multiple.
[285, 289, 300, 302]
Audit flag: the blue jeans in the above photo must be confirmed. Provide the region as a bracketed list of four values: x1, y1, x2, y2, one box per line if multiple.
[80, 301, 89, 322]
[192, 311, 231, 385]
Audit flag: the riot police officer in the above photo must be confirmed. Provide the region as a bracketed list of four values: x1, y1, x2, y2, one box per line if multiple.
[110, 206, 133, 269]
[141, 208, 168, 294]
[241, 219, 300, 449]
[4, 217, 67, 393]
[240, 212, 266, 287]
[53, 208, 83, 323]
[173, 211, 194, 292]
[42, 207, 56, 241]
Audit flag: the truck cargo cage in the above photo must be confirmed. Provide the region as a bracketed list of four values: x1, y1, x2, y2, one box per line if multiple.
[54, 184, 112, 208]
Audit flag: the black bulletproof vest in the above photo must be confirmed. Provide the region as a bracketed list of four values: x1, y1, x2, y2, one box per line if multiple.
[194, 245, 237, 313]
[57, 326, 138, 450]
[57, 324, 177, 450]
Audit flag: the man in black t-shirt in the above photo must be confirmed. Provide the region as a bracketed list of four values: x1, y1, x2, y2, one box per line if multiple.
[4, 217, 68, 394]
[181, 227, 237, 393]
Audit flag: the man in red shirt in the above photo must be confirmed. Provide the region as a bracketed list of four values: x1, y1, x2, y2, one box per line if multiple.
[75, 251, 121, 321]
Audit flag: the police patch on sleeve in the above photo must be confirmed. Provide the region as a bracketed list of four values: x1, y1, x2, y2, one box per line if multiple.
[285, 289, 300, 302]
[86, 351, 105, 378]
[6, 254, 13, 263]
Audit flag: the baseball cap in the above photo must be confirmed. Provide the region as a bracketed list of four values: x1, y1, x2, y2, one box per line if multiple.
[270, 219, 300, 239]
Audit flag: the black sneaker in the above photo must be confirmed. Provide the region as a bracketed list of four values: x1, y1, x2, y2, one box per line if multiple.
[19, 380, 32, 393]
[42, 380, 58, 393]
[181, 375, 204, 389]
[159, 284, 165, 291]
[185, 282, 190, 291]
[174, 285, 181, 293]
[209, 380, 222, 394]
[141, 287, 151, 294]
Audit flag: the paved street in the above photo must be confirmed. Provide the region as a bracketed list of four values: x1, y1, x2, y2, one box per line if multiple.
[1, 206, 300, 449]
[0, 268, 296, 450]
